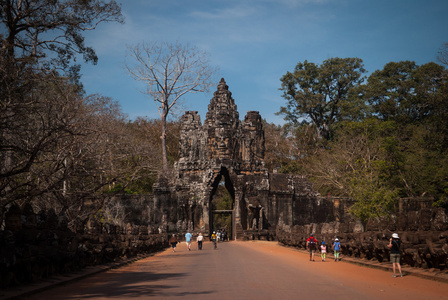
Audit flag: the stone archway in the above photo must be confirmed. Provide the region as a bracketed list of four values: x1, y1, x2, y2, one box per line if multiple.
[208, 167, 235, 239]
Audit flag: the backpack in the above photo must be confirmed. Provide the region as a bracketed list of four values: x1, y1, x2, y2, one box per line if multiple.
[308, 237, 316, 249]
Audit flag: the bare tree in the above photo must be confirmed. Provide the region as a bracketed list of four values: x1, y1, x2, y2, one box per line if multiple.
[437, 42, 448, 66]
[126, 41, 217, 171]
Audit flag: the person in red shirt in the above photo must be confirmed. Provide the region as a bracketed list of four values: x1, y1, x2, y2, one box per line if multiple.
[306, 233, 318, 261]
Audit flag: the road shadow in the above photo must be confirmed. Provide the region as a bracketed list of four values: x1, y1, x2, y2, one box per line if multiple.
[51, 270, 211, 298]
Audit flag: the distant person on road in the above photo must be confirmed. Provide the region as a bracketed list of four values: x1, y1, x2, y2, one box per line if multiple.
[389, 233, 403, 277]
[197, 232, 204, 250]
[306, 233, 318, 261]
[320, 241, 327, 262]
[333, 238, 341, 262]
[211, 231, 217, 249]
[169, 234, 178, 252]
[185, 231, 192, 251]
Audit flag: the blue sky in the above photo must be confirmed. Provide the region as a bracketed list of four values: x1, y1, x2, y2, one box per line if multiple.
[81, 0, 448, 125]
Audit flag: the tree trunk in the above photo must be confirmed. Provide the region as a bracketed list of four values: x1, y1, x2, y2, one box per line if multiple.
[161, 114, 168, 172]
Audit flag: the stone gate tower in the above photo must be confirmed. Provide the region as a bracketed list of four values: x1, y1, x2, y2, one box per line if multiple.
[152, 78, 319, 239]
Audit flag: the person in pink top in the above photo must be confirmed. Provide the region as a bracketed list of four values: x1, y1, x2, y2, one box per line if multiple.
[320, 241, 327, 262]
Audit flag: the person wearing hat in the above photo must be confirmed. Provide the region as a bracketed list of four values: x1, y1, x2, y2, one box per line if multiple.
[332, 238, 341, 262]
[306, 233, 318, 261]
[320, 241, 327, 262]
[389, 233, 403, 277]
[211, 231, 217, 249]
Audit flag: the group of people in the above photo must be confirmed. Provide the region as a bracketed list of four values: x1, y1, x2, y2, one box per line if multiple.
[306, 232, 403, 277]
[209, 230, 226, 249]
[306, 233, 341, 262]
[168, 231, 210, 252]
[213, 229, 228, 242]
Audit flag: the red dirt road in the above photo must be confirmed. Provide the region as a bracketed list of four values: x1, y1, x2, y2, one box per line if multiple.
[21, 241, 447, 300]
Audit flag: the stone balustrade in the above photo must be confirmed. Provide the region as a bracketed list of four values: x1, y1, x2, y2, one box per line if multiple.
[0, 204, 167, 289]
[276, 207, 448, 270]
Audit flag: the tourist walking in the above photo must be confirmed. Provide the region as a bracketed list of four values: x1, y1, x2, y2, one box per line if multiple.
[169, 234, 178, 252]
[197, 232, 204, 250]
[211, 231, 217, 249]
[389, 233, 403, 277]
[185, 231, 192, 251]
[222, 230, 227, 241]
[320, 241, 327, 262]
[333, 238, 341, 261]
[306, 233, 318, 261]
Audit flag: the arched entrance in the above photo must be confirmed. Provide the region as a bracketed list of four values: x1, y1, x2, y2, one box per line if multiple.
[209, 167, 235, 240]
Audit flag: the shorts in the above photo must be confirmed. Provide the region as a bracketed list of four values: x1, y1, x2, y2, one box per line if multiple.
[390, 253, 400, 263]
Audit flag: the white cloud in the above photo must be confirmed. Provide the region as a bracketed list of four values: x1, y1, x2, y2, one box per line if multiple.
[189, 4, 258, 20]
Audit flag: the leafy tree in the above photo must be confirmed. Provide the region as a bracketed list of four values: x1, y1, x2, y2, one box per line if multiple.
[126, 41, 217, 172]
[0, 0, 123, 74]
[304, 119, 400, 219]
[278, 57, 366, 139]
[412, 62, 448, 151]
[364, 61, 418, 122]
[279, 57, 448, 219]
[363, 61, 446, 124]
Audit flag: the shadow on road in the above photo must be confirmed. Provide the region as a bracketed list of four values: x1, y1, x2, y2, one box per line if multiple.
[41, 271, 194, 299]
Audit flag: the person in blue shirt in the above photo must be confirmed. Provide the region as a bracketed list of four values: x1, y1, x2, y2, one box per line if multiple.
[185, 231, 192, 251]
[333, 238, 341, 261]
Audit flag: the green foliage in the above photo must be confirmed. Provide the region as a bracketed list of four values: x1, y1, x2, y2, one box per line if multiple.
[278, 57, 366, 139]
[211, 185, 233, 210]
[211, 184, 233, 231]
[279, 58, 448, 220]
[348, 176, 399, 222]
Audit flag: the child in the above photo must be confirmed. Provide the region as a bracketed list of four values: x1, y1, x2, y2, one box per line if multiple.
[169, 234, 178, 252]
[197, 232, 204, 250]
[320, 241, 327, 262]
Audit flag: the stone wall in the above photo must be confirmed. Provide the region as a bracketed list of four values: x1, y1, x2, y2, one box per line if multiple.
[0, 203, 167, 289]
[276, 198, 448, 270]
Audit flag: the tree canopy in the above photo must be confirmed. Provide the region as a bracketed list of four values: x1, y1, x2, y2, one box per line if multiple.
[276, 57, 448, 221]
[0, 0, 123, 76]
[278, 57, 366, 140]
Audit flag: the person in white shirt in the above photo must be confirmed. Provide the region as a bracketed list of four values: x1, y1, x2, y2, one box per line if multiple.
[197, 232, 204, 250]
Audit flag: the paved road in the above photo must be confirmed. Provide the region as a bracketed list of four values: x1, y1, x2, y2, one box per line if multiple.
[20, 241, 447, 300]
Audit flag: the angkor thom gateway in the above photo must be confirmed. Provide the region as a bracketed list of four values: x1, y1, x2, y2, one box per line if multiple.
[152, 78, 326, 240]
